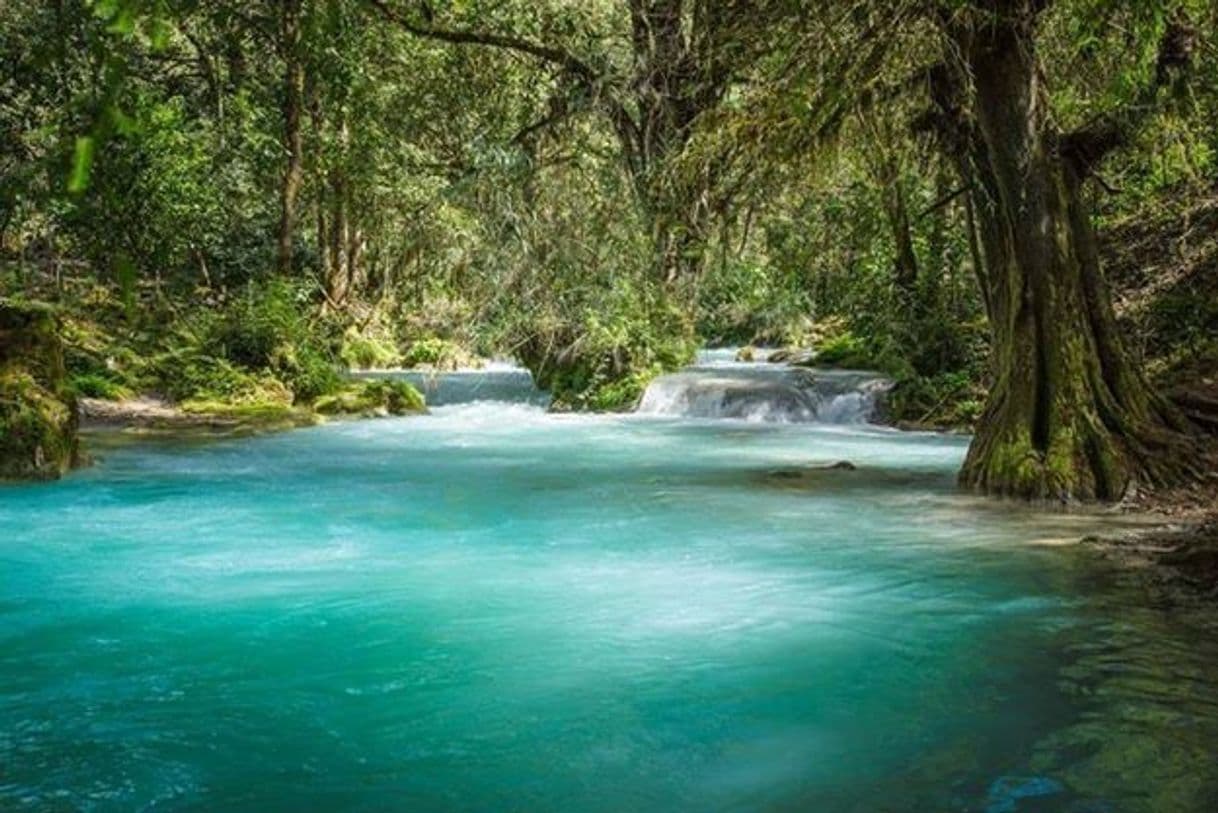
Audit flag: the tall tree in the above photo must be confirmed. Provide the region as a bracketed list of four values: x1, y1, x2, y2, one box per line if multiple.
[925, 1, 1199, 500]
[276, 0, 307, 275]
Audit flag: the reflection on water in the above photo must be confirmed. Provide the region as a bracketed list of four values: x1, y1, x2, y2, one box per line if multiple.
[1, 405, 1217, 812]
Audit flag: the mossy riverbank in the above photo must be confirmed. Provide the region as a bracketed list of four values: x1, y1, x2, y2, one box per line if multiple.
[0, 300, 81, 480]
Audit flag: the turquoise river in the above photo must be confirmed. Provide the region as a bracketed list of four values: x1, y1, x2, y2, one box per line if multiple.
[2, 365, 1218, 812]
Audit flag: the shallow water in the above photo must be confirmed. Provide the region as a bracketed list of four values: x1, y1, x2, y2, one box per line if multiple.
[3, 402, 1218, 811]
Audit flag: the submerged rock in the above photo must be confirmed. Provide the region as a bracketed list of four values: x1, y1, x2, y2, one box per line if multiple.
[766, 461, 859, 481]
[0, 301, 80, 481]
[984, 775, 1065, 813]
[766, 347, 816, 366]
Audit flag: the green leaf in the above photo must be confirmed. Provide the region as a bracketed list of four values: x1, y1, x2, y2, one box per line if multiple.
[68, 136, 95, 194]
[107, 8, 137, 36]
[115, 254, 137, 320]
[148, 16, 173, 51]
[109, 105, 139, 136]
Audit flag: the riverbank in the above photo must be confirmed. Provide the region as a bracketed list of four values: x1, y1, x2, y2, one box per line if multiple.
[1083, 475, 1218, 599]
[78, 395, 319, 436]
[77, 377, 427, 438]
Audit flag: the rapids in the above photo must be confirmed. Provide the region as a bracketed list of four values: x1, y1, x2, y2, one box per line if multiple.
[637, 349, 889, 423]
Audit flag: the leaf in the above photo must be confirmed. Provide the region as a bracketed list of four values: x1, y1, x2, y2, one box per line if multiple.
[107, 7, 137, 36]
[148, 16, 173, 51]
[109, 105, 139, 136]
[68, 136, 95, 194]
[116, 254, 137, 321]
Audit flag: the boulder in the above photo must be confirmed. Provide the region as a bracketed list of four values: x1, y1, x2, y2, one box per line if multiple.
[314, 379, 426, 418]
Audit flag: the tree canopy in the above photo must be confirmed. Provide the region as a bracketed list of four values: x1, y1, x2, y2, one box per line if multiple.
[2, 0, 1215, 497]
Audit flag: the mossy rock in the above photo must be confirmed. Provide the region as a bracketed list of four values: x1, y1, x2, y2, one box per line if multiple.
[0, 300, 80, 481]
[0, 300, 65, 384]
[0, 372, 79, 481]
[178, 399, 318, 431]
[314, 380, 426, 418]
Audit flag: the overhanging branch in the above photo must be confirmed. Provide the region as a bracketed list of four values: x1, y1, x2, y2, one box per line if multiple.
[364, 0, 597, 82]
[363, 0, 643, 176]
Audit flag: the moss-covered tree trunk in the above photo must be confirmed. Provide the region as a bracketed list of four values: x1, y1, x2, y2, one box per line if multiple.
[946, 2, 1195, 501]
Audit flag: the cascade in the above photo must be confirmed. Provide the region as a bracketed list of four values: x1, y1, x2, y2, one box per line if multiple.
[636, 351, 889, 424]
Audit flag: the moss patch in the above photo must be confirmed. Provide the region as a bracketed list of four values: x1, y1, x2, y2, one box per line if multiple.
[314, 380, 427, 418]
[0, 300, 80, 481]
[0, 373, 79, 482]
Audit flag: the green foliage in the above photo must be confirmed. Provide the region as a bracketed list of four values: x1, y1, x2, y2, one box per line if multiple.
[402, 337, 462, 369]
[813, 331, 872, 368]
[148, 348, 293, 407]
[68, 371, 131, 401]
[341, 328, 400, 370]
[199, 281, 343, 402]
[521, 279, 696, 412]
[315, 379, 426, 417]
[884, 371, 987, 431]
[696, 256, 812, 346]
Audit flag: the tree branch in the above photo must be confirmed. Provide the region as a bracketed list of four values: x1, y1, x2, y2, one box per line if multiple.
[363, 0, 597, 82]
[917, 183, 972, 221]
[363, 0, 643, 176]
[1062, 14, 1196, 177]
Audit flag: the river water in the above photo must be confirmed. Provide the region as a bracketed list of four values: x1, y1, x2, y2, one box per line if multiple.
[2, 356, 1217, 812]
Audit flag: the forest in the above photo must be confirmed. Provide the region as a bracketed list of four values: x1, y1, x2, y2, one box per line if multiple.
[2, 0, 1216, 499]
[3, 1, 1218, 811]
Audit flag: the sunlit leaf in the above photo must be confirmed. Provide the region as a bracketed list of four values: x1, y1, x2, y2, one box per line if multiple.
[68, 136, 95, 194]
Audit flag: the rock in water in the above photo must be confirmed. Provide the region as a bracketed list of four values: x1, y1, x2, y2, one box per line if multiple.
[0, 301, 80, 481]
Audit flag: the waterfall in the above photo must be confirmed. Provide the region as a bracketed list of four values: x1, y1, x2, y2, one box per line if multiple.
[636, 353, 890, 424]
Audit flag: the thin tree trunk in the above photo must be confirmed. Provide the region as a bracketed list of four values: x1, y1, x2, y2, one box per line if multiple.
[888, 181, 918, 294]
[321, 111, 351, 306]
[275, 0, 305, 276]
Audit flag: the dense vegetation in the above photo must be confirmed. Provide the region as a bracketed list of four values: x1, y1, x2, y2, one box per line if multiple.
[1, 1, 1215, 498]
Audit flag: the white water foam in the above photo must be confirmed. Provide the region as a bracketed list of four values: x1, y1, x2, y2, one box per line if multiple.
[638, 353, 890, 424]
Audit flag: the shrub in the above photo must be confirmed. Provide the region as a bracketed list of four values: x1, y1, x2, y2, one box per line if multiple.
[69, 372, 132, 401]
[814, 331, 873, 368]
[402, 337, 452, 368]
[194, 280, 344, 403]
[340, 328, 400, 370]
[884, 371, 987, 430]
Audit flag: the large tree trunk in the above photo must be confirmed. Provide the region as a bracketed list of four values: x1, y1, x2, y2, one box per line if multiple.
[275, 0, 305, 276]
[947, 3, 1195, 502]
